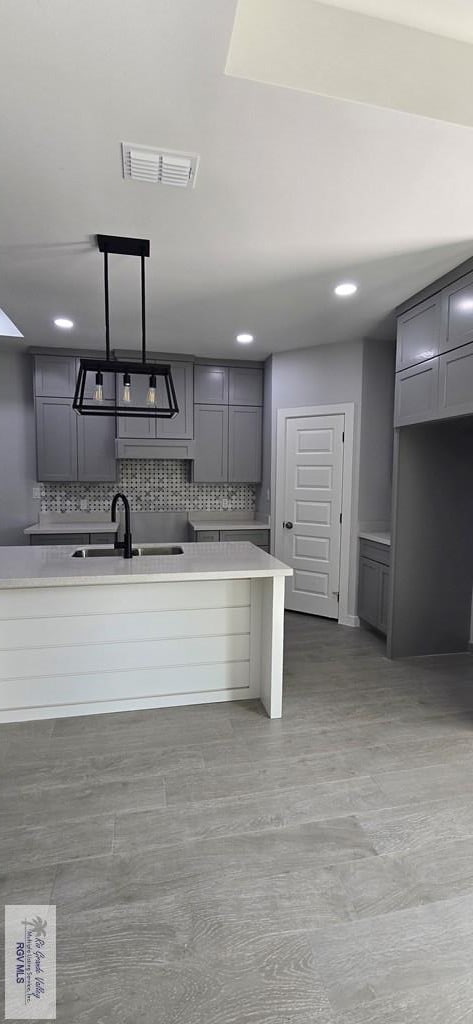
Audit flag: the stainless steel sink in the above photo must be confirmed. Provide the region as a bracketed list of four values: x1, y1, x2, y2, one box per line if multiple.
[71, 545, 183, 558]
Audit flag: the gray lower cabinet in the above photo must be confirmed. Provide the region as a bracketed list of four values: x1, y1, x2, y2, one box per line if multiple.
[394, 358, 439, 427]
[31, 532, 115, 546]
[358, 540, 391, 636]
[438, 341, 473, 419]
[194, 529, 269, 549]
[193, 404, 228, 483]
[36, 397, 116, 482]
[228, 406, 262, 482]
[396, 295, 442, 371]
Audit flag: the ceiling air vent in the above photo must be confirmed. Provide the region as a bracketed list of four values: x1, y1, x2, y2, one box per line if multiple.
[122, 143, 199, 189]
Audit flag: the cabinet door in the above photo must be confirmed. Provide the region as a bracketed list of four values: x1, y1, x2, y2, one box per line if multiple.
[444, 271, 473, 352]
[77, 402, 117, 482]
[35, 355, 78, 397]
[396, 296, 442, 371]
[36, 397, 77, 481]
[228, 406, 262, 482]
[193, 404, 228, 483]
[394, 358, 439, 426]
[157, 363, 193, 439]
[116, 374, 156, 439]
[194, 365, 228, 404]
[378, 566, 390, 635]
[438, 341, 473, 419]
[229, 367, 263, 406]
[358, 557, 380, 628]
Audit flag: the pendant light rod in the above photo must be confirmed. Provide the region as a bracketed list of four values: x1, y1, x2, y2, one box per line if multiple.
[104, 250, 111, 361]
[141, 253, 146, 364]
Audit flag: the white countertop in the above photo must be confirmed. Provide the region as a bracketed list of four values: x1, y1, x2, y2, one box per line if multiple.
[25, 521, 119, 535]
[188, 519, 270, 532]
[359, 531, 391, 547]
[0, 543, 292, 589]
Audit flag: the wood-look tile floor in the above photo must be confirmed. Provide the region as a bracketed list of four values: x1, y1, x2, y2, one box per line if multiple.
[2, 612, 473, 1022]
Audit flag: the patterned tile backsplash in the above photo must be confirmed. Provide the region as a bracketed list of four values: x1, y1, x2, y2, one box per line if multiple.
[40, 460, 256, 514]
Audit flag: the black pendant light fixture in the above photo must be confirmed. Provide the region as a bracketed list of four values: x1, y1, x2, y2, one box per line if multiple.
[73, 234, 179, 418]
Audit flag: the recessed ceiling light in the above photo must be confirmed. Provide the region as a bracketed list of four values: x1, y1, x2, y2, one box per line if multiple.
[334, 282, 358, 297]
[236, 332, 254, 344]
[54, 317, 74, 329]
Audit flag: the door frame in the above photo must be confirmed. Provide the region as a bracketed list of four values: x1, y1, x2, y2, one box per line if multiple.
[274, 404, 356, 627]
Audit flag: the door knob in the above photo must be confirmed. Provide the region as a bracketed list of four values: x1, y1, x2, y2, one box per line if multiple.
[284, 521, 293, 530]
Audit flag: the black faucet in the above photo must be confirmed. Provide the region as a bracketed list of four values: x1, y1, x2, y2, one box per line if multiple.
[111, 493, 133, 559]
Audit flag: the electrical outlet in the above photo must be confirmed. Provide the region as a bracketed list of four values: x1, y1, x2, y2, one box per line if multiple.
[221, 498, 230, 510]
[32, 486, 41, 501]
[80, 499, 88, 511]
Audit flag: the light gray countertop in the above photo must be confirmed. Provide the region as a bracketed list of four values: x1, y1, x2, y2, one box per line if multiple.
[188, 519, 270, 532]
[0, 542, 292, 589]
[24, 521, 119, 535]
[359, 531, 391, 547]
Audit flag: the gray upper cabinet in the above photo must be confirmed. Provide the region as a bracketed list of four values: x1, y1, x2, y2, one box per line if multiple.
[443, 271, 473, 353]
[36, 397, 78, 481]
[396, 295, 442, 371]
[157, 362, 193, 439]
[228, 406, 262, 482]
[117, 362, 193, 440]
[35, 355, 78, 398]
[194, 365, 228, 404]
[34, 355, 116, 481]
[77, 402, 117, 482]
[229, 367, 263, 406]
[394, 358, 439, 427]
[193, 404, 228, 483]
[438, 341, 473, 420]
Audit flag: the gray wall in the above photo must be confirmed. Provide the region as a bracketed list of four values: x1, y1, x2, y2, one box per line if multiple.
[267, 340, 364, 619]
[0, 348, 39, 544]
[358, 338, 396, 528]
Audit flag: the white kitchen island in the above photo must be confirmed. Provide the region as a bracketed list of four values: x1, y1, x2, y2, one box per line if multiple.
[0, 542, 292, 724]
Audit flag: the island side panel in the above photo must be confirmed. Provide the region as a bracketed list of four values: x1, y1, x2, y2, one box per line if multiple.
[0, 578, 258, 722]
[259, 575, 285, 719]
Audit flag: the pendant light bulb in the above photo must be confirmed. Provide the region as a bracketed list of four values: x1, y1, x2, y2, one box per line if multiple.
[93, 371, 104, 402]
[146, 374, 157, 406]
[122, 372, 132, 403]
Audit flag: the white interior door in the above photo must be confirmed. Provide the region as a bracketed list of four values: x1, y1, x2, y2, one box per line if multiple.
[278, 413, 344, 618]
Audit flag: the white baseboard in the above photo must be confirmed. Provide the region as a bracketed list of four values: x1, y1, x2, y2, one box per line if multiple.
[339, 614, 360, 628]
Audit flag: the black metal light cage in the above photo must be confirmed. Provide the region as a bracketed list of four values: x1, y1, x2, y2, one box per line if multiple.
[72, 234, 179, 418]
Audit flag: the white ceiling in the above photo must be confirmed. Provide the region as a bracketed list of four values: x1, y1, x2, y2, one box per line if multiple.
[1, 0, 473, 360]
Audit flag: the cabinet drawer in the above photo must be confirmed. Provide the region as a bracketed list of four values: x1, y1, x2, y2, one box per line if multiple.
[438, 341, 473, 419]
[394, 358, 439, 426]
[396, 295, 442, 371]
[359, 540, 391, 566]
[195, 531, 220, 542]
[220, 530, 269, 547]
[31, 534, 89, 546]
